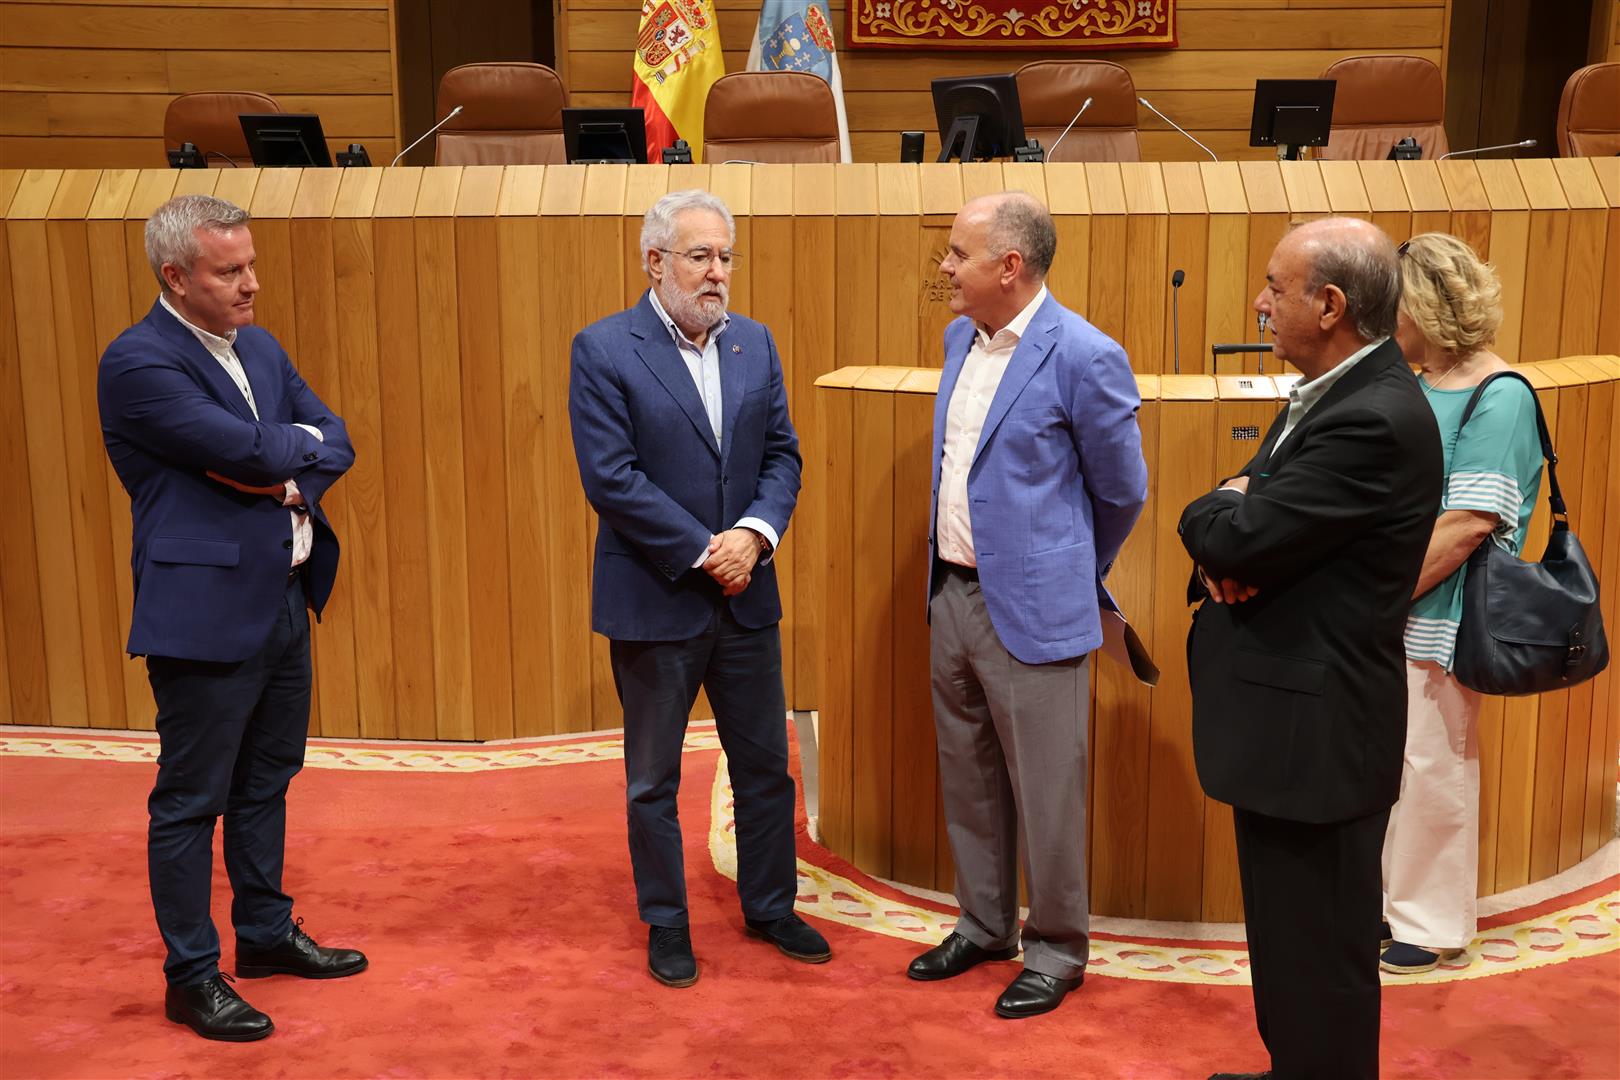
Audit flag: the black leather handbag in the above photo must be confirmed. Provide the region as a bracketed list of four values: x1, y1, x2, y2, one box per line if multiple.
[1451, 372, 1608, 696]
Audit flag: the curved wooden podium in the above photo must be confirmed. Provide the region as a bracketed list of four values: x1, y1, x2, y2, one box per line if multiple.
[814, 359, 1619, 923]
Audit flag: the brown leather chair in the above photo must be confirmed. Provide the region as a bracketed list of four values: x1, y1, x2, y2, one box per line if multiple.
[702, 72, 841, 164]
[1015, 61, 1140, 162]
[1556, 63, 1620, 157]
[1319, 55, 1449, 160]
[435, 62, 567, 165]
[163, 91, 282, 167]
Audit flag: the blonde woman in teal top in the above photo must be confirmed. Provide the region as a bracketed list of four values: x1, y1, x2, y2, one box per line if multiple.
[1380, 234, 1544, 974]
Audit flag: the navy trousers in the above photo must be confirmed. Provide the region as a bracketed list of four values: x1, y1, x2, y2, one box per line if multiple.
[146, 573, 311, 987]
[610, 606, 797, 928]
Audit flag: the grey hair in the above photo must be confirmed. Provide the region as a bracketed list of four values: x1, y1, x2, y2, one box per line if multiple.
[639, 189, 735, 275]
[145, 194, 252, 290]
[984, 192, 1057, 280]
[1296, 218, 1401, 341]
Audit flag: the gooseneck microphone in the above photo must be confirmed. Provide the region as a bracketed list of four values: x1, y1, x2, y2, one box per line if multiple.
[390, 105, 465, 167]
[1044, 97, 1093, 162]
[1171, 269, 1185, 374]
[1138, 96, 1218, 162]
[1437, 138, 1537, 161]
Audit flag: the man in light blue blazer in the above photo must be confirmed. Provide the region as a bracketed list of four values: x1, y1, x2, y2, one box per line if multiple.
[569, 190, 829, 989]
[906, 192, 1147, 1018]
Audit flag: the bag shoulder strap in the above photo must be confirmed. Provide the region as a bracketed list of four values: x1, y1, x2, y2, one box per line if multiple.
[1456, 370, 1565, 517]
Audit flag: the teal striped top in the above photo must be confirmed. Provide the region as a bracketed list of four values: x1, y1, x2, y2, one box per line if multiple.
[1405, 375, 1544, 669]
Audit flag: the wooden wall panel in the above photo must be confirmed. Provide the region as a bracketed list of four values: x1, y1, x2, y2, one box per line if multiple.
[560, 1, 1447, 164]
[1090, 390, 1160, 918]
[0, 0, 398, 169]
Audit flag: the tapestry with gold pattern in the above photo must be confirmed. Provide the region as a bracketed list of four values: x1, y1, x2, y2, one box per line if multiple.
[848, 0, 1176, 50]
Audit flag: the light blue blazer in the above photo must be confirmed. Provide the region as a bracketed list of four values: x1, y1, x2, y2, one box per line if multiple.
[928, 292, 1148, 664]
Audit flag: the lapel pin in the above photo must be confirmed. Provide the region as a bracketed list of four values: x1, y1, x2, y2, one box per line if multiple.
[732, 344, 742, 354]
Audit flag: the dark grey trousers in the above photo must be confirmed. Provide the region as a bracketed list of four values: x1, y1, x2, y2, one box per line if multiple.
[929, 567, 1091, 980]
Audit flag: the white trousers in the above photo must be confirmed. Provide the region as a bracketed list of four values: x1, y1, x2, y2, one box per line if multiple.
[1381, 659, 1482, 950]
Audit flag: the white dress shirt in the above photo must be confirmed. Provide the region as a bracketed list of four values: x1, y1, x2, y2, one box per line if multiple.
[936, 285, 1049, 567]
[645, 288, 780, 568]
[160, 296, 319, 568]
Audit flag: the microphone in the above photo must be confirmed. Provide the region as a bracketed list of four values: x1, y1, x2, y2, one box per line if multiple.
[1138, 96, 1218, 161]
[1437, 138, 1537, 160]
[1044, 96, 1093, 162]
[1171, 269, 1185, 374]
[390, 105, 465, 167]
[1256, 311, 1269, 374]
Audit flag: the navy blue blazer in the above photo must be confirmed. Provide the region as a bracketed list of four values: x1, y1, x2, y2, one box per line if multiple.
[569, 293, 801, 641]
[98, 301, 354, 663]
[927, 293, 1148, 665]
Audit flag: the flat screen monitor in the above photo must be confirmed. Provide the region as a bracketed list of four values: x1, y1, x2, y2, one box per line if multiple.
[563, 108, 648, 164]
[931, 74, 1026, 162]
[240, 113, 333, 167]
[1249, 80, 1336, 158]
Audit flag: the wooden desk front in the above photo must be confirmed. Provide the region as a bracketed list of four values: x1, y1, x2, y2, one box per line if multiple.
[814, 362, 1619, 922]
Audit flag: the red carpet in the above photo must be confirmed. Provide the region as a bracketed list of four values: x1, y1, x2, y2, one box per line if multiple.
[1, 729, 1616, 1079]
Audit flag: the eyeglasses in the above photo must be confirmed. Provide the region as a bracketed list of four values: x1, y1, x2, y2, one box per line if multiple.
[657, 247, 741, 270]
[1397, 240, 1411, 258]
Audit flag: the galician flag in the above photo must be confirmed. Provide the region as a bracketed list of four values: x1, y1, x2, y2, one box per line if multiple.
[745, 0, 851, 163]
[632, 0, 726, 163]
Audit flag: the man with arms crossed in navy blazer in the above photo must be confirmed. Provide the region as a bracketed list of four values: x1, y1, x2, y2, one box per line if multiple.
[1181, 218, 1442, 1080]
[569, 190, 828, 989]
[99, 195, 365, 1042]
[907, 192, 1147, 1018]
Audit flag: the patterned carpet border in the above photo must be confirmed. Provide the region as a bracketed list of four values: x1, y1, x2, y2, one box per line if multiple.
[0, 730, 723, 770]
[5, 730, 1615, 987]
[705, 754, 1620, 987]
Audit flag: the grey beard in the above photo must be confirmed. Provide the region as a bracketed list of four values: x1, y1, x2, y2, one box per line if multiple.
[658, 281, 728, 335]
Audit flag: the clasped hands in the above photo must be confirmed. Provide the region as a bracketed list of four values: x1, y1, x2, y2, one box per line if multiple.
[705, 528, 762, 596]
[1197, 475, 1259, 605]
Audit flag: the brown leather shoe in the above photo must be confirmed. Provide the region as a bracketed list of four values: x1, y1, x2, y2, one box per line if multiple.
[165, 973, 273, 1042]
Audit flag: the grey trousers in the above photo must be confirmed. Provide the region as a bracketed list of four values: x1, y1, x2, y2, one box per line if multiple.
[929, 566, 1091, 980]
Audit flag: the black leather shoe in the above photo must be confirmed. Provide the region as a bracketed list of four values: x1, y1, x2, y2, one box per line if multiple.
[744, 913, 832, 963]
[165, 973, 273, 1042]
[908, 932, 1019, 981]
[1208, 1073, 1271, 1079]
[236, 917, 367, 980]
[993, 969, 1083, 1019]
[648, 925, 698, 987]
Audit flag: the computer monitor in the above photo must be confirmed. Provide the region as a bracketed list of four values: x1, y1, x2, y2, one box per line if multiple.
[931, 74, 1026, 162]
[1249, 80, 1336, 160]
[239, 114, 333, 167]
[562, 108, 648, 164]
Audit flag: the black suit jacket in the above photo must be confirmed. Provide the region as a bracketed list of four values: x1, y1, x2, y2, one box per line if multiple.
[1178, 338, 1442, 824]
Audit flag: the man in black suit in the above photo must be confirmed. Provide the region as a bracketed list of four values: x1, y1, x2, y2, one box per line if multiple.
[1179, 218, 1442, 1080]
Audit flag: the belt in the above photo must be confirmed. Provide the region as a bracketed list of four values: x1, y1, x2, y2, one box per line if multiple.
[940, 560, 978, 583]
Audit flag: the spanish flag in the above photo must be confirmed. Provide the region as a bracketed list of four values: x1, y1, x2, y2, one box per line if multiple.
[632, 0, 726, 163]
